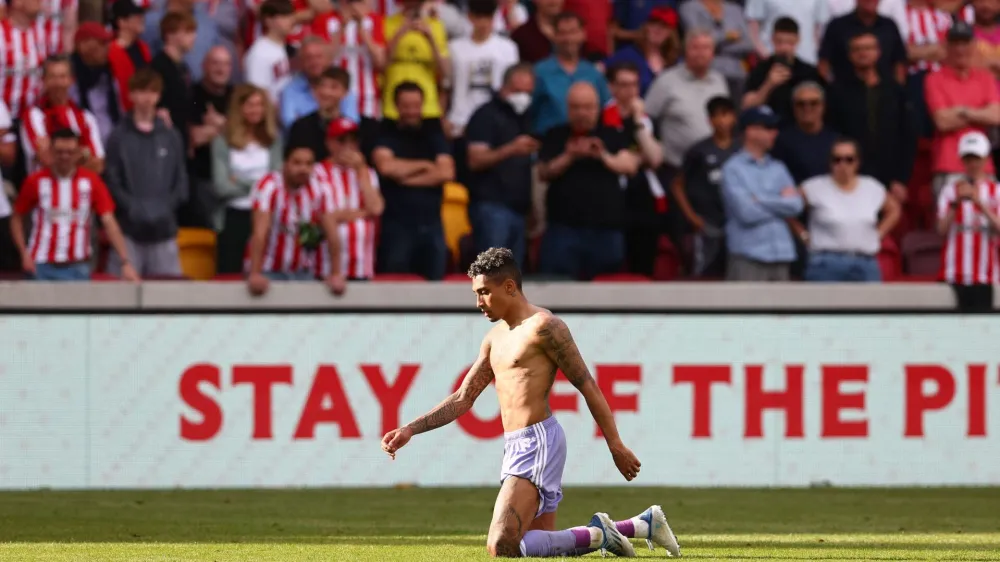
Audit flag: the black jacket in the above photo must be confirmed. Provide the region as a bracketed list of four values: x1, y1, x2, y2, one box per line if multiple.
[287, 111, 332, 162]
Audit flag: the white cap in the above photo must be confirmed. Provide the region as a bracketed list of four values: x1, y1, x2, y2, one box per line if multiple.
[958, 131, 991, 158]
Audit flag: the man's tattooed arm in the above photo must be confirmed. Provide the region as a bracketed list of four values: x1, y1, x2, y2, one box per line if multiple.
[537, 315, 624, 445]
[405, 336, 494, 435]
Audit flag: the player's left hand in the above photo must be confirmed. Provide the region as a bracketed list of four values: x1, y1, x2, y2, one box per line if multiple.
[609, 441, 641, 481]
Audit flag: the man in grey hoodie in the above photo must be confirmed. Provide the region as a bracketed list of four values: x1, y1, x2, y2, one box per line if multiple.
[104, 68, 189, 277]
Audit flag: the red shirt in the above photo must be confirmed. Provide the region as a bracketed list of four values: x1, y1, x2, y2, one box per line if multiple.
[248, 171, 333, 274]
[13, 167, 114, 264]
[313, 162, 379, 279]
[905, 6, 952, 74]
[937, 178, 1000, 285]
[0, 18, 50, 117]
[925, 65, 1000, 174]
[108, 39, 151, 112]
[21, 99, 105, 174]
[564, 0, 609, 57]
[312, 12, 385, 118]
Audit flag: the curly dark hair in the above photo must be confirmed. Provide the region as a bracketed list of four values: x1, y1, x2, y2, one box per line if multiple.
[467, 247, 522, 290]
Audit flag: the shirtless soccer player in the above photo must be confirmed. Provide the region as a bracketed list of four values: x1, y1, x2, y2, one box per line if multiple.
[381, 248, 681, 558]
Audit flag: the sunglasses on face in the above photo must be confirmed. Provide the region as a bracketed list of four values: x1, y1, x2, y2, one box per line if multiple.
[831, 155, 857, 164]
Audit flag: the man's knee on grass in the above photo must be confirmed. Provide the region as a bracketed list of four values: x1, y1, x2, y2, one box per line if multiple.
[486, 508, 526, 558]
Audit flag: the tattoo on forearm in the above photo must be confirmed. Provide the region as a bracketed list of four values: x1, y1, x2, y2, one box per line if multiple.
[538, 318, 593, 389]
[407, 358, 494, 435]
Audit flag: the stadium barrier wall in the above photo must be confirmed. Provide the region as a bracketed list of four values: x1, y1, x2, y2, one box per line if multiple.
[2, 281, 999, 490]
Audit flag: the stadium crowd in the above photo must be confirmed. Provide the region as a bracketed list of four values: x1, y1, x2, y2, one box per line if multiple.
[0, 0, 999, 296]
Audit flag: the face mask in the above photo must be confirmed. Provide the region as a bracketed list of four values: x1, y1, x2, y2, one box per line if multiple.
[506, 92, 532, 115]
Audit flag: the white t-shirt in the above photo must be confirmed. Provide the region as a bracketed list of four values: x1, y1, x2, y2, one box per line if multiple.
[745, 0, 830, 65]
[803, 174, 886, 255]
[827, 0, 908, 40]
[228, 141, 272, 210]
[0, 99, 11, 218]
[244, 36, 292, 104]
[447, 34, 519, 135]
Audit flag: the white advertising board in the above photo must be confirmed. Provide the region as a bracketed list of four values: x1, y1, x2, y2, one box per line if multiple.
[1, 314, 998, 489]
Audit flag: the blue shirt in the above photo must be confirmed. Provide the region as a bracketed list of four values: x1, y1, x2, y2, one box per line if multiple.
[613, 0, 679, 32]
[279, 73, 360, 132]
[603, 46, 659, 96]
[143, 2, 224, 83]
[531, 56, 611, 134]
[721, 150, 803, 263]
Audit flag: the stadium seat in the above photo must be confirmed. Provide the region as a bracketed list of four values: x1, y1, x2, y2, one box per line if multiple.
[877, 237, 902, 282]
[593, 273, 652, 282]
[176, 228, 217, 280]
[652, 235, 681, 281]
[372, 273, 426, 281]
[441, 182, 472, 270]
[901, 230, 943, 277]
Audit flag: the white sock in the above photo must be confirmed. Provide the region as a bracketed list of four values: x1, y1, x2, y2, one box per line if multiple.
[631, 516, 650, 538]
[588, 526, 604, 548]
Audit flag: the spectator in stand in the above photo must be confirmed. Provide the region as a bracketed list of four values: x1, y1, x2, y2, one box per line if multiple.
[383, 0, 450, 122]
[742, 17, 824, 123]
[820, 0, 908, 83]
[465, 63, 536, 266]
[314, 117, 385, 281]
[108, 0, 151, 113]
[0, 0, 50, 121]
[679, 0, 755, 99]
[239, 0, 313, 58]
[245, 145, 347, 294]
[0, 99, 21, 271]
[672, 96, 739, 278]
[937, 130, 1000, 311]
[279, 37, 359, 132]
[925, 21, 1000, 197]
[70, 23, 120, 145]
[10, 129, 138, 281]
[972, 0, 1000, 87]
[143, 0, 223, 82]
[495, 0, 528, 36]
[244, 0, 294, 105]
[448, 0, 519, 184]
[772, 82, 838, 184]
[646, 29, 729, 175]
[721, 105, 803, 281]
[563, 0, 610, 59]
[904, 0, 954, 140]
[151, 11, 196, 138]
[104, 69, 188, 278]
[745, 0, 829, 65]
[422, 0, 471, 40]
[801, 138, 900, 282]
[0, 0, 74, 54]
[826, 31, 916, 202]
[604, 7, 682, 97]
[144, 0, 222, 81]
[287, 67, 352, 162]
[372, 82, 454, 280]
[185, 45, 234, 228]
[537, 82, 639, 279]
[531, 12, 610, 134]
[830, 0, 909, 39]
[22, 55, 105, 176]
[211, 84, 282, 274]
[511, 0, 563, 63]
[610, 0, 678, 48]
[602, 62, 666, 276]
[310, 0, 386, 150]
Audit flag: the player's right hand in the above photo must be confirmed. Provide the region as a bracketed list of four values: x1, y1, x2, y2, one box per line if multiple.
[381, 426, 413, 460]
[609, 442, 641, 481]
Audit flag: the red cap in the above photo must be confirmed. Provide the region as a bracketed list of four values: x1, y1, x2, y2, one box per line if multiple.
[647, 7, 678, 28]
[326, 117, 359, 139]
[75, 22, 113, 44]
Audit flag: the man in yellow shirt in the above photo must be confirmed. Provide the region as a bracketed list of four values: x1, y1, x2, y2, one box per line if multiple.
[384, 0, 451, 120]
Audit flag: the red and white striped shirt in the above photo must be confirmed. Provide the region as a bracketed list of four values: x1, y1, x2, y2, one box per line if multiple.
[372, 0, 399, 16]
[0, 0, 71, 54]
[601, 100, 667, 213]
[13, 167, 114, 264]
[248, 171, 333, 274]
[312, 12, 385, 118]
[905, 5, 953, 73]
[313, 161, 379, 279]
[0, 18, 53, 117]
[21, 99, 104, 174]
[937, 178, 1000, 285]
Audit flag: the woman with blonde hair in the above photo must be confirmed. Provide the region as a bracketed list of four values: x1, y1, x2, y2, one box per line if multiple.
[212, 84, 283, 274]
[604, 7, 681, 95]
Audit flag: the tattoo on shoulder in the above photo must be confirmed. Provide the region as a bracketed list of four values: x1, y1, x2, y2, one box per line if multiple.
[537, 316, 593, 389]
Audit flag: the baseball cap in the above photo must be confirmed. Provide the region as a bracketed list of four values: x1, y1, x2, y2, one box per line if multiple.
[947, 21, 975, 42]
[75, 22, 113, 44]
[958, 131, 991, 158]
[647, 7, 678, 28]
[739, 105, 780, 129]
[327, 117, 359, 139]
[112, 0, 146, 20]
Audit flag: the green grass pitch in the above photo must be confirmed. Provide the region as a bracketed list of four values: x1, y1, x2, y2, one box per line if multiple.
[1, 487, 999, 561]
